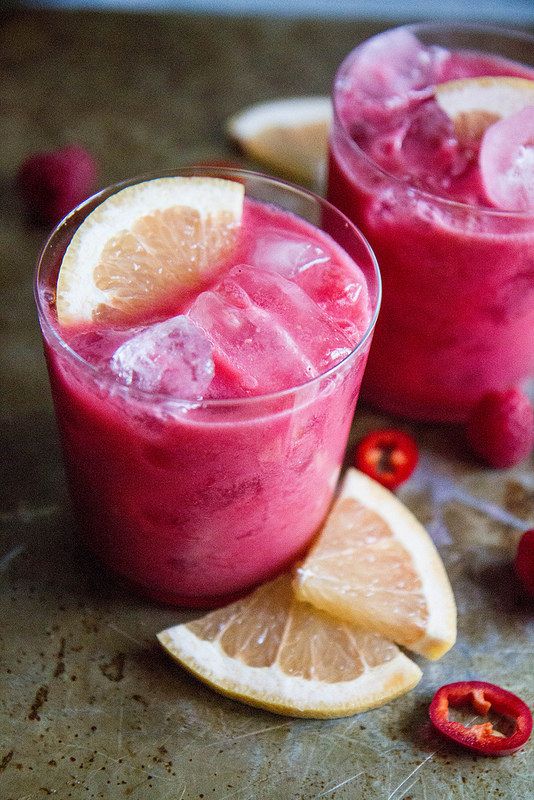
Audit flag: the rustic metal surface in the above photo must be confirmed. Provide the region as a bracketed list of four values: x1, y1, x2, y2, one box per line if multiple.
[0, 9, 533, 799]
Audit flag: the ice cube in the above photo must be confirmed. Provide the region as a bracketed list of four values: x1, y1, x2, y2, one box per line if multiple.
[251, 231, 330, 278]
[339, 29, 444, 126]
[188, 275, 315, 395]
[229, 266, 353, 371]
[355, 29, 442, 100]
[110, 315, 214, 398]
[191, 265, 357, 396]
[398, 100, 470, 188]
[294, 259, 371, 345]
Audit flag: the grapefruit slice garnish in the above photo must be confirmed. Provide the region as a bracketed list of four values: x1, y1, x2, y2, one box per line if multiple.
[158, 574, 421, 719]
[226, 97, 331, 186]
[479, 106, 534, 212]
[56, 176, 244, 326]
[294, 468, 457, 660]
[435, 76, 534, 140]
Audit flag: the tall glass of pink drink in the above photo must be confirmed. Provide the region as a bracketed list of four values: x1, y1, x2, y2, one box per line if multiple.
[329, 24, 534, 422]
[35, 169, 380, 607]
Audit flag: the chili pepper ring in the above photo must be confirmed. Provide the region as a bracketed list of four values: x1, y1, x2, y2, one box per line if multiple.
[354, 428, 418, 490]
[429, 681, 533, 756]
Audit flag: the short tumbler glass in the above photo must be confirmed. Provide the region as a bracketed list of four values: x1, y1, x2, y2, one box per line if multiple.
[35, 168, 381, 607]
[328, 24, 534, 422]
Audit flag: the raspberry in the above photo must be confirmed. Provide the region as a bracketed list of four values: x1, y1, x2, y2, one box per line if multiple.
[16, 145, 98, 224]
[467, 388, 534, 468]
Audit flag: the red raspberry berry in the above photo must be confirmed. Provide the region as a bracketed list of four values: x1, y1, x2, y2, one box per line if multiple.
[16, 145, 98, 224]
[515, 529, 534, 598]
[467, 388, 534, 468]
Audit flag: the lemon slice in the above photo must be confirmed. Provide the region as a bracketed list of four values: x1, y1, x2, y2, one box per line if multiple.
[56, 176, 244, 326]
[158, 574, 421, 719]
[435, 76, 534, 140]
[294, 468, 457, 660]
[226, 97, 331, 186]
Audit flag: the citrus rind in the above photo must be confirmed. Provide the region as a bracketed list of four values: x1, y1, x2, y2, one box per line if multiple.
[226, 96, 332, 185]
[158, 624, 421, 718]
[294, 468, 457, 660]
[435, 76, 534, 140]
[56, 176, 244, 325]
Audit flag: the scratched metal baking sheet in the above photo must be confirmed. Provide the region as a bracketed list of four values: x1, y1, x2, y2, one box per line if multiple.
[1, 9, 533, 799]
[2, 411, 533, 799]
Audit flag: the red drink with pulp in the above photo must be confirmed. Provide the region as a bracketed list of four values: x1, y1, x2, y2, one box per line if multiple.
[329, 25, 534, 421]
[36, 170, 380, 606]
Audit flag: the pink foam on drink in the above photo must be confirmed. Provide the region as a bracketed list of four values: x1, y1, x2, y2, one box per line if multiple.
[42, 196, 373, 605]
[329, 28, 534, 421]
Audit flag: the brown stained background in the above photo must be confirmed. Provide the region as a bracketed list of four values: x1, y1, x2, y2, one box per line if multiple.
[0, 8, 533, 800]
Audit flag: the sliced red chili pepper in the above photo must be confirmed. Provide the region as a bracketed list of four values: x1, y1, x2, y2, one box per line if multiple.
[429, 681, 533, 756]
[514, 528, 534, 598]
[354, 428, 418, 490]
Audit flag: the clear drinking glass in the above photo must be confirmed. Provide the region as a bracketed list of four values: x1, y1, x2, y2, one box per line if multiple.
[35, 168, 381, 607]
[329, 24, 534, 422]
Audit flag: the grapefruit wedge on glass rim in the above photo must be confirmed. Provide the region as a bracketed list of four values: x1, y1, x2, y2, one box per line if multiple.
[435, 75, 534, 211]
[55, 176, 245, 326]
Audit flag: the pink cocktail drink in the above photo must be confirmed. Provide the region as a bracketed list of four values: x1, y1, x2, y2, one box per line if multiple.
[329, 25, 534, 422]
[36, 170, 380, 606]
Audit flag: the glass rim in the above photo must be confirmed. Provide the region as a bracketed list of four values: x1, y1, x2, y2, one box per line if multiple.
[35, 166, 382, 410]
[332, 21, 534, 220]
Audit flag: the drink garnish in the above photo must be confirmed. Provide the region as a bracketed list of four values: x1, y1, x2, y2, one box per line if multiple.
[354, 428, 418, 490]
[56, 176, 244, 326]
[158, 466, 459, 715]
[467, 388, 534, 467]
[435, 76, 534, 140]
[158, 573, 422, 718]
[17, 145, 98, 224]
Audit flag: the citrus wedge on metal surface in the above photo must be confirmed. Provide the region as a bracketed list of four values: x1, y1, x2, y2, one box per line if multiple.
[435, 76, 534, 140]
[56, 176, 244, 326]
[294, 468, 457, 661]
[226, 96, 331, 186]
[158, 574, 421, 719]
